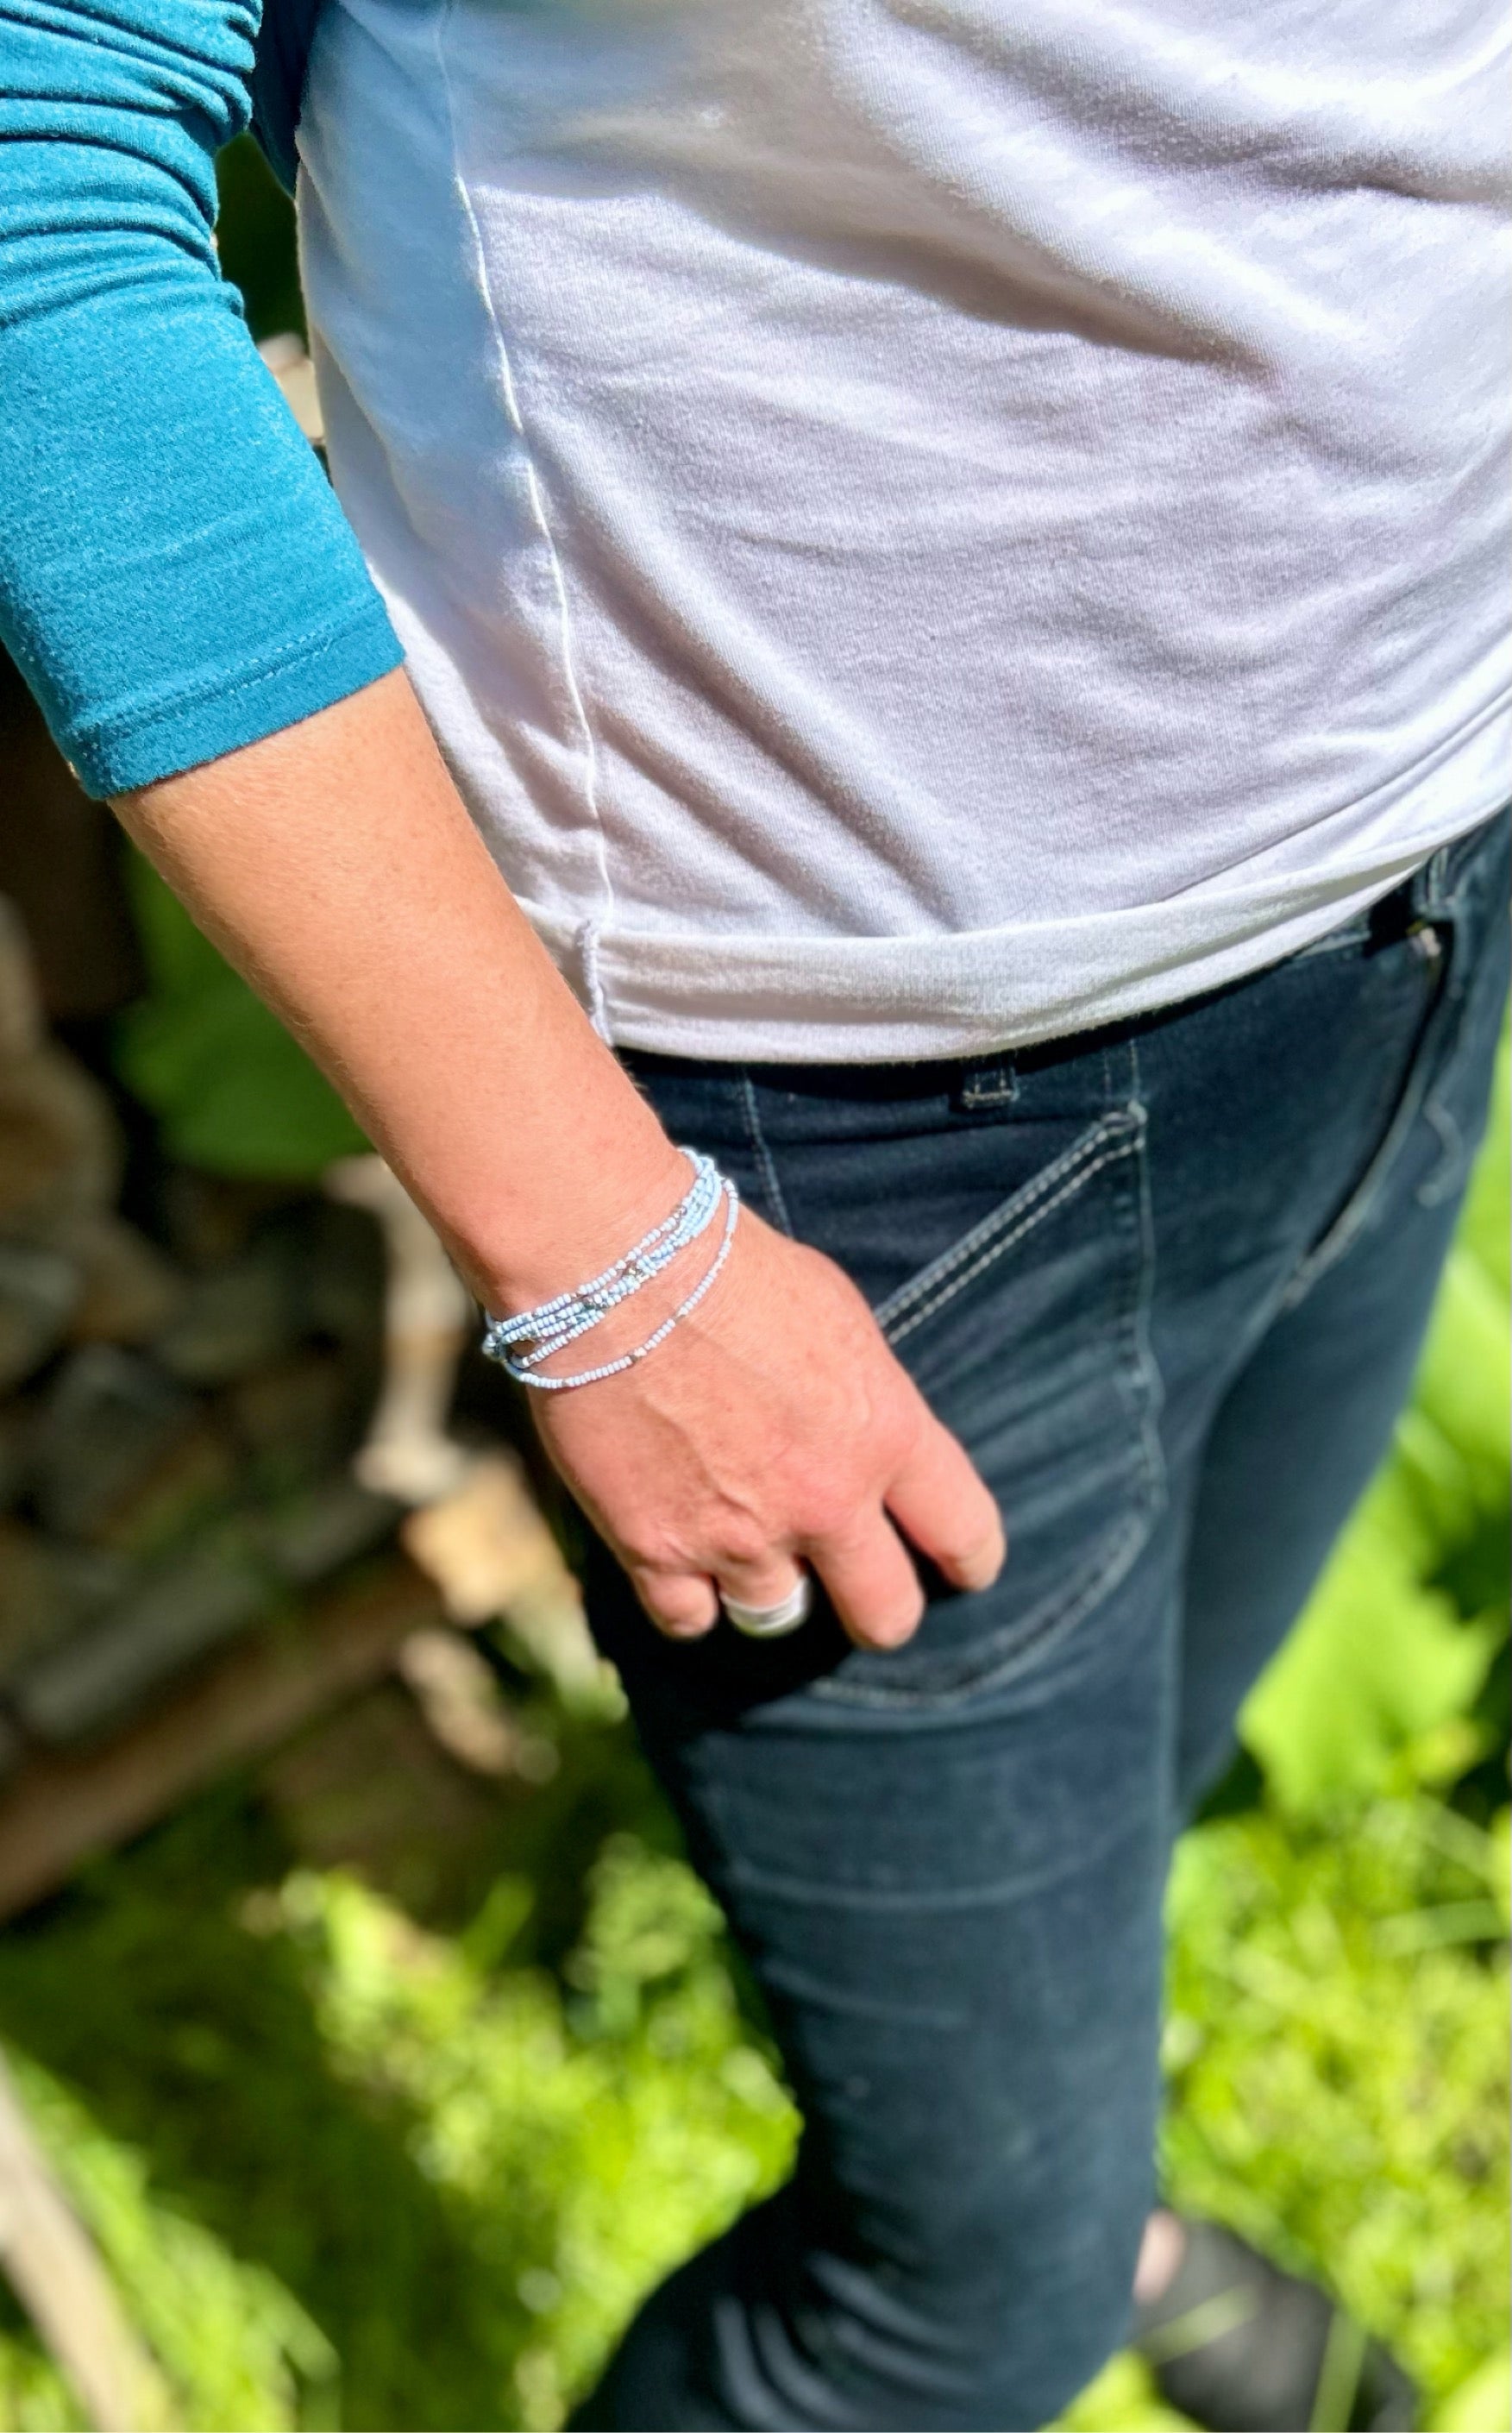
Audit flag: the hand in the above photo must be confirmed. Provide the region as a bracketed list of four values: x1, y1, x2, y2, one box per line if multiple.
[113, 682, 999, 1650]
[530, 1205, 1006, 1648]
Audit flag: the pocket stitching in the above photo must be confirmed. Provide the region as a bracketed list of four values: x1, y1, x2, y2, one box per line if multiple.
[889, 1140, 1139, 1346]
[879, 1114, 1140, 1347]
[738, 1073, 796, 1236]
[811, 1506, 1153, 1713]
[814, 1093, 1161, 1712]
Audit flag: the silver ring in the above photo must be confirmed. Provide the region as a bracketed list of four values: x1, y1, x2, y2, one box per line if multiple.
[721, 1575, 812, 1638]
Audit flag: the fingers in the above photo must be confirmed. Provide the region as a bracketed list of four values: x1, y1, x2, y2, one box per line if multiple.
[639, 1550, 808, 1642]
[633, 1569, 719, 1640]
[885, 1406, 1006, 1591]
[631, 1414, 1001, 1652]
[714, 1550, 808, 1615]
[812, 1513, 926, 1650]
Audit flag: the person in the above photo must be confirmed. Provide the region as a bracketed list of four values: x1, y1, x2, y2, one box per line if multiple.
[1, 2, 1506, 2424]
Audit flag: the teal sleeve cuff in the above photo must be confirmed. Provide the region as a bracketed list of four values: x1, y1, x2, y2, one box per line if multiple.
[72, 594, 404, 799]
[0, 4, 404, 797]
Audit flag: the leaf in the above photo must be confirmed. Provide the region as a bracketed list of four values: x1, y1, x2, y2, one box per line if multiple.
[1429, 2349, 1512, 2433]
[1241, 1486, 1503, 1814]
[1058, 2348, 1194, 2430]
[1453, 1028, 1509, 1301]
[1164, 1800, 1510, 2412]
[1411, 1249, 1511, 1503]
[111, 855, 367, 1178]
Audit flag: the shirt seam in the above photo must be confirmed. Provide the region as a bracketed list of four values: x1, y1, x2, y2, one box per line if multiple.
[433, 0, 615, 1037]
[65, 593, 397, 760]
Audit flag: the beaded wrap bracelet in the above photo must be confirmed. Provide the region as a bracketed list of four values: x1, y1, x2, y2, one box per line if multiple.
[480, 1148, 740, 1392]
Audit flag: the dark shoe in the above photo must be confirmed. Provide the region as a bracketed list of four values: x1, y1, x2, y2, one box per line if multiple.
[1133, 2217, 1417, 2431]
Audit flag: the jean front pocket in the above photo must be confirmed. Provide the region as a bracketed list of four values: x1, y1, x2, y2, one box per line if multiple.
[811, 1100, 1164, 1713]
[1275, 808, 1511, 1308]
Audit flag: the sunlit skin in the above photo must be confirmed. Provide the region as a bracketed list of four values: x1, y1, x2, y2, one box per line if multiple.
[116, 667, 1005, 1646]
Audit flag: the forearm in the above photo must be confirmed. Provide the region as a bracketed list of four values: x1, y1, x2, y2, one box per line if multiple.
[118, 668, 1004, 1648]
[114, 671, 687, 1310]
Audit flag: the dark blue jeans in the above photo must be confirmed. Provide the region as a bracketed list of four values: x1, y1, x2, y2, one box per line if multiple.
[576, 810, 1509, 2433]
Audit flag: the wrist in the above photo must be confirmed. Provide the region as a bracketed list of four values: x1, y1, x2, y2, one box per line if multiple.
[460, 1129, 698, 1321]
[482, 1148, 740, 1391]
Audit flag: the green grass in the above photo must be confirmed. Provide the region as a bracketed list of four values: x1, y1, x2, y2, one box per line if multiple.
[0, 1034, 1500, 2430]
[1162, 1800, 1509, 2419]
[0, 1778, 1503, 2430]
[0, 1807, 796, 2431]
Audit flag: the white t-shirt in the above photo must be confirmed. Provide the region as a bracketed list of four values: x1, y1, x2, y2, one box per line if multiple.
[298, 0, 1510, 1059]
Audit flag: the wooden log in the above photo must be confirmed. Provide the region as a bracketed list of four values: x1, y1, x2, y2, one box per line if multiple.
[0, 2050, 168, 2430]
[324, 1156, 472, 1506]
[0, 1558, 444, 1922]
[0, 653, 144, 1023]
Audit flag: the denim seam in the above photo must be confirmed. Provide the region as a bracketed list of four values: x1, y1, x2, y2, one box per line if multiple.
[755, 1962, 965, 2029]
[715, 1784, 1136, 1909]
[1413, 808, 1510, 1210]
[738, 1074, 796, 1236]
[877, 1111, 1139, 1343]
[810, 1506, 1152, 1712]
[888, 1143, 1136, 1343]
[1120, 1055, 1167, 1520]
[958, 1060, 1017, 1109]
[824, 1084, 1160, 1713]
[1278, 916, 1458, 1311]
[1416, 1093, 1468, 1208]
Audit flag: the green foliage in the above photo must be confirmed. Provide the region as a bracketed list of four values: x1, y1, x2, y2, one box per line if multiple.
[0, 2053, 332, 2433]
[7, 1023, 1503, 2428]
[0, 1806, 793, 2432]
[112, 856, 367, 1178]
[1430, 2348, 1512, 2433]
[3, 1777, 1502, 2430]
[1239, 1462, 1503, 1814]
[1060, 2350, 1191, 2431]
[216, 136, 304, 346]
[1161, 1799, 1509, 2409]
[272, 1844, 794, 2426]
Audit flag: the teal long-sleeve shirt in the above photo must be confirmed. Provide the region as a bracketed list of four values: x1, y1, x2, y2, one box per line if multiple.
[0, 0, 398, 797]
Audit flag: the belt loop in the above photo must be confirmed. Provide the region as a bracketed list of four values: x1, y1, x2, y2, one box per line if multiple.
[954, 1055, 1018, 1110]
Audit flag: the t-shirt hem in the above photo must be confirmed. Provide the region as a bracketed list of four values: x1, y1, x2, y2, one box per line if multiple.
[524, 789, 1509, 1066]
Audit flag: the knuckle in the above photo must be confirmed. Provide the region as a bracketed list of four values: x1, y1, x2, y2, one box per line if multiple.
[626, 1560, 674, 1608]
[784, 1444, 876, 1531]
[869, 1392, 925, 1469]
[619, 1521, 686, 1576]
[618, 1533, 657, 1578]
[713, 1514, 771, 1569]
[793, 1481, 859, 1543]
[619, 1537, 685, 1595]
